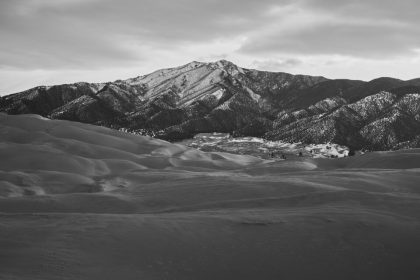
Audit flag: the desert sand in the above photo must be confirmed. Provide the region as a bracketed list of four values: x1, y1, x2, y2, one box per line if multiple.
[0, 113, 419, 280]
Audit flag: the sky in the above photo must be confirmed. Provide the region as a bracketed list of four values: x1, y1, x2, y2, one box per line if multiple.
[1, 0, 420, 95]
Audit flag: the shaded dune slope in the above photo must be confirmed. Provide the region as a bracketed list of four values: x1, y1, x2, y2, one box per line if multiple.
[0, 114, 419, 280]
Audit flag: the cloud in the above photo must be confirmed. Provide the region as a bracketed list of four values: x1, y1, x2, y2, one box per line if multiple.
[302, 0, 419, 23]
[251, 59, 302, 72]
[240, 0, 420, 58]
[241, 22, 420, 58]
[2, 0, 420, 70]
[1, 0, 420, 94]
[0, 0, 286, 70]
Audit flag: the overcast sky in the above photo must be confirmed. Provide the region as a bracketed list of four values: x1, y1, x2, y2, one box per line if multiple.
[1, 0, 420, 95]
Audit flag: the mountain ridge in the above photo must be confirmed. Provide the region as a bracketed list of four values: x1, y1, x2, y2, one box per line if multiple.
[1, 60, 420, 151]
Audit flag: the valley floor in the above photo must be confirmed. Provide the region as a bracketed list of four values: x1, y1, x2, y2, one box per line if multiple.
[176, 132, 350, 159]
[0, 114, 419, 280]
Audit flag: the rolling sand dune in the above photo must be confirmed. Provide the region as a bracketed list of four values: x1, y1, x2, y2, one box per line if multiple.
[0, 113, 419, 280]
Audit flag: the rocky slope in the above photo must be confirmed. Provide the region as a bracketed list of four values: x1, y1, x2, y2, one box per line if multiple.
[1, 60, 420, 150]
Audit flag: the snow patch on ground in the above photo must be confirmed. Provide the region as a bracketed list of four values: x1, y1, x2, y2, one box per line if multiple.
[244, 86, 261, 102]
[212, 88, 225, 99]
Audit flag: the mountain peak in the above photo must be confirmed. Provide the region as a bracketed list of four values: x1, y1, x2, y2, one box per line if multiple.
[215, 59, 235, 66]
[184, 60, 206, 68]
[208, 59, 245, 76]
[213, 59, 239, 69]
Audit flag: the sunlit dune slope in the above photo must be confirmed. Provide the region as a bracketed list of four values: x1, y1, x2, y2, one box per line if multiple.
[0, 113, 261, 197]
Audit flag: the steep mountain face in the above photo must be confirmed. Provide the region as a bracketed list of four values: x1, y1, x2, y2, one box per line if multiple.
[267, 92, 420, 150]
[1, 60, 420, 150]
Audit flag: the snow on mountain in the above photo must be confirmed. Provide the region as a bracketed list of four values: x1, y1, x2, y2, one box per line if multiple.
[1, 60, 420, 151]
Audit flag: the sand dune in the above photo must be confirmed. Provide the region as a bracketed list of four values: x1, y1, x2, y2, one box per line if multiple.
[1, 113, 419, 280]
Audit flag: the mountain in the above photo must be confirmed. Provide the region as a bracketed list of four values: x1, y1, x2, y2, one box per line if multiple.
[1, 60, 420, 150]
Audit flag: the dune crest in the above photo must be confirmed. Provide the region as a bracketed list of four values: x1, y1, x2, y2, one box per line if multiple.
[0, 113, 264, 197]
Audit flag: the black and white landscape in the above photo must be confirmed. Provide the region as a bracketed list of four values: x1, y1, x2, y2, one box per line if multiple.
[1, 1, 420, 279]
[2, 60, 420, 151]
[1, 113, 420, 279]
